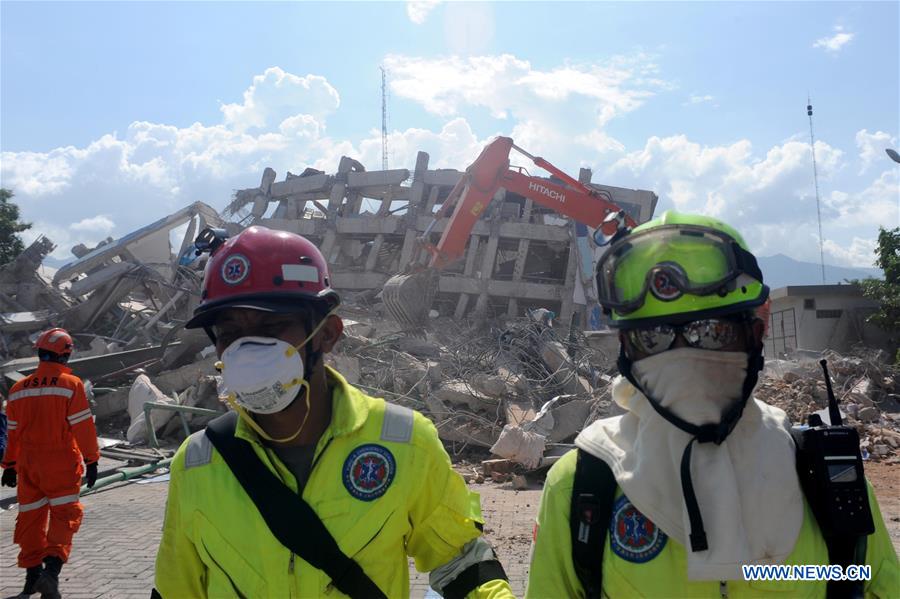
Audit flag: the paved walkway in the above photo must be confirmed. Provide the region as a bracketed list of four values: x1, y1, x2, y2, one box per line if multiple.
[0, 477, 540, 598]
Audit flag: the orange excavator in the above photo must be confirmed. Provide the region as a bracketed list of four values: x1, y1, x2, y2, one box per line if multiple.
[382, 136, 638, 327]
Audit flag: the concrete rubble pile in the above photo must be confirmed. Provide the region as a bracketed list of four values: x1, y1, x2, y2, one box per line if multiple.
[757, 348, 900, 461]
[325, 308, 620, 480]
[0, 151, 642, 461]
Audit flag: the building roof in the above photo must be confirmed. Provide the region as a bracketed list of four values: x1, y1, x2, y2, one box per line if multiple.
[769, 284, 865, 300]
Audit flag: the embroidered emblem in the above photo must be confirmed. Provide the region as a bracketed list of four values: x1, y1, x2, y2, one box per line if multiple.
[221, 254, 250, 285]
[342, 444, 395, 501]
[649, 263, 684, 301]
[609, 495, 667, 563]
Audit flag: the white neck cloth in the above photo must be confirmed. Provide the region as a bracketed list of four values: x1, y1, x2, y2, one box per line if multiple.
[576, 347, 804, 580]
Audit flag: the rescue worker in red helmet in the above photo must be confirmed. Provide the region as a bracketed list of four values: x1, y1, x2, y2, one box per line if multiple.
[153, 226, 514, 598]
[1, 328, 100, 599]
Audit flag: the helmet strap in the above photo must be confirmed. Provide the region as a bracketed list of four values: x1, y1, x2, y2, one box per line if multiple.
[616, 339, 765, 552]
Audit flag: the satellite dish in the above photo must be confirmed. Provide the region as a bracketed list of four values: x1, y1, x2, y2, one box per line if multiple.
[886, 148, 900, 164]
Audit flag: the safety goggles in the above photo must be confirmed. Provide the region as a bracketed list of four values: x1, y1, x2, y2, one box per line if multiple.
[595, 225, 764, 315]
[626, 317, 747, 356]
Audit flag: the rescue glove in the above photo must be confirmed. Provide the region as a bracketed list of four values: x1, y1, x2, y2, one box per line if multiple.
[1, 467, 15, 488]
[85, 462, 98, 489]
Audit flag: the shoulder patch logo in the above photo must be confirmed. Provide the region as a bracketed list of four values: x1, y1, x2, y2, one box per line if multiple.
[221, 254, 250, 285]
[342, 444, 396, 501]
[609, 494, 667, 563]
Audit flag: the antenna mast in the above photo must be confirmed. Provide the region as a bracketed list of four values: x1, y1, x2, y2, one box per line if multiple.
[807, 97, 826, 284]
[381, 66, 388, 170]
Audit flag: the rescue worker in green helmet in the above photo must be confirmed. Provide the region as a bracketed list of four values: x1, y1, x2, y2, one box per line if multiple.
[153, 226, 514, 598]
[526, 211, 898, 598]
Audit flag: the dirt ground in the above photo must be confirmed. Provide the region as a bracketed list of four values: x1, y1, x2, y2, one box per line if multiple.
[865, 461, 900, 552]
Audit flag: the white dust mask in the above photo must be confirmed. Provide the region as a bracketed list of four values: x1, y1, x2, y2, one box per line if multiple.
[220, 336, 307, 415]
[217, 309, 336, 443]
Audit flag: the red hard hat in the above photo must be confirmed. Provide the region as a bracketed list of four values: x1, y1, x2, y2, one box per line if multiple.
[35, 328, 74, 355]
[185, 226, 340, 329]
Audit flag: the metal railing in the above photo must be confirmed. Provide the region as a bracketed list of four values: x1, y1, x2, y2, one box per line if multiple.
[143, 401, 221, 448]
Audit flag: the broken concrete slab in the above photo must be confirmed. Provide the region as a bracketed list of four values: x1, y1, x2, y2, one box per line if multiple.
[67, 261, 139, 297]
[126, 374, 177, 443]
[53, 202, 223, 285]
[490, 424, 546, 469]
[326, 354, 361, 385]
[423, 394, 499, 448]
[150, 355, 219, 396]
[0, 310, 52, 333]
[471, 374, 514, 399]
[540, 341, 592, 396]
[433, 381, 500, 412]
[342, 319, 375, 339]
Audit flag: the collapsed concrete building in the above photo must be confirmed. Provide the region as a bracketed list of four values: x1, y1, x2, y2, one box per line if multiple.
[225, 151, 657, 328]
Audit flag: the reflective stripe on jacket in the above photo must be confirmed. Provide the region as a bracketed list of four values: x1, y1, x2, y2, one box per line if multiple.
[526, 449, 900, 599]
[155, 367, 514, 598]
[1, 361, 99, 468]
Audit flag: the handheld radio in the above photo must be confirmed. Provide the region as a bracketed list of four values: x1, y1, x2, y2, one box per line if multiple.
[792, 359, 874, 537]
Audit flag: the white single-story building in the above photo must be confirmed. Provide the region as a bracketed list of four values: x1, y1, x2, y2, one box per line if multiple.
[766, 284, 893, 357]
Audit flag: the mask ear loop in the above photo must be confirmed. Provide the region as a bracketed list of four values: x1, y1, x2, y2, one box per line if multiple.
[223, 380, 311, 443]
[283, 307, 340, 359]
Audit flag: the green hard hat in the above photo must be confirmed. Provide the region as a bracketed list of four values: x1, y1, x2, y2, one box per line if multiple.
[595, 211, 768, 328]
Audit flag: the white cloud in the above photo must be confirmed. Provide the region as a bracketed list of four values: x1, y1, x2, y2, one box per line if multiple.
[813, 25, 855, 53]
[70, 215, 115, 233]
[685, 94, 715, 106]
[2, 62, 890, 270]
[600, 133, 895, 267]
[822, 237, 878, 268]
[220, 67, 339, 132]
[855, 129, 897, 174]
[384, 53, 664, 126]
[407, 1, 441, 24]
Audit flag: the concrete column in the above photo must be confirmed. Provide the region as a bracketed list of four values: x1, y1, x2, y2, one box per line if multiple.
[521, 198, 534, 223]
[508, 235, 531, 317]
[327, 182, 346, 218]
[453, 235, 482, 319]
[320, 229, 338, 262]
[424, 186, 440, 214]
[365, 235, 385, 272]
[559, 240, 578, 325]
[578, 167, 592, 185]
[377, 186, 394, 217]
[398, 229, 418, 271]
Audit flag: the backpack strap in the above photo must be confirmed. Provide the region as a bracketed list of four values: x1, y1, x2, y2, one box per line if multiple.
[570, 449, 617, 599]
[204, 412, 387, 599]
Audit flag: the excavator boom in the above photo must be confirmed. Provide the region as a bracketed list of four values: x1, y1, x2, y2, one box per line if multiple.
[382, 136, 637, 327]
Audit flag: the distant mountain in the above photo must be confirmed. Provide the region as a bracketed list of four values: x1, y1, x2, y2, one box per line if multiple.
[758, 254, 882, 290]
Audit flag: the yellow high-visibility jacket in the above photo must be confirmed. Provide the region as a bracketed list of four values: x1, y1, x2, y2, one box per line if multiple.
[526, 449, 899, 598]
[155, 367, 513, 598]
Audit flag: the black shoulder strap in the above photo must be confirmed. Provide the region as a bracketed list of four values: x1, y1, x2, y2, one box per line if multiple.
[570, 449, 617, 599]
[204, 412, 387, 599]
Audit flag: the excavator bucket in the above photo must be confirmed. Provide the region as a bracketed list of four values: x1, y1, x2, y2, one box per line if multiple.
[381, 269, 440, 328]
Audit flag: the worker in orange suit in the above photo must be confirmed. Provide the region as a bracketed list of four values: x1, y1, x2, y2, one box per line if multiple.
[1, 328, 99, 599]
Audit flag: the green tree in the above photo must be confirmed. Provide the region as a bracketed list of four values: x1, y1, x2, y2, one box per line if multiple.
[855, 227, 899, 357]
[0, 189, 32, 264]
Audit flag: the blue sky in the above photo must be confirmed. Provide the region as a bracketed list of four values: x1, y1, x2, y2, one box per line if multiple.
[2, 1, 898, 272]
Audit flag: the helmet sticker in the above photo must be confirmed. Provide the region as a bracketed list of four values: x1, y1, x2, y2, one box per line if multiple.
[649, 264, 684, 302]
[282, 264, 319, 283]
[221, 254, 251, 285]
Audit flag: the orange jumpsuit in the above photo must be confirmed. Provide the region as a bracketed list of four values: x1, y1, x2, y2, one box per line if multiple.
[1, 361, 99, 568]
